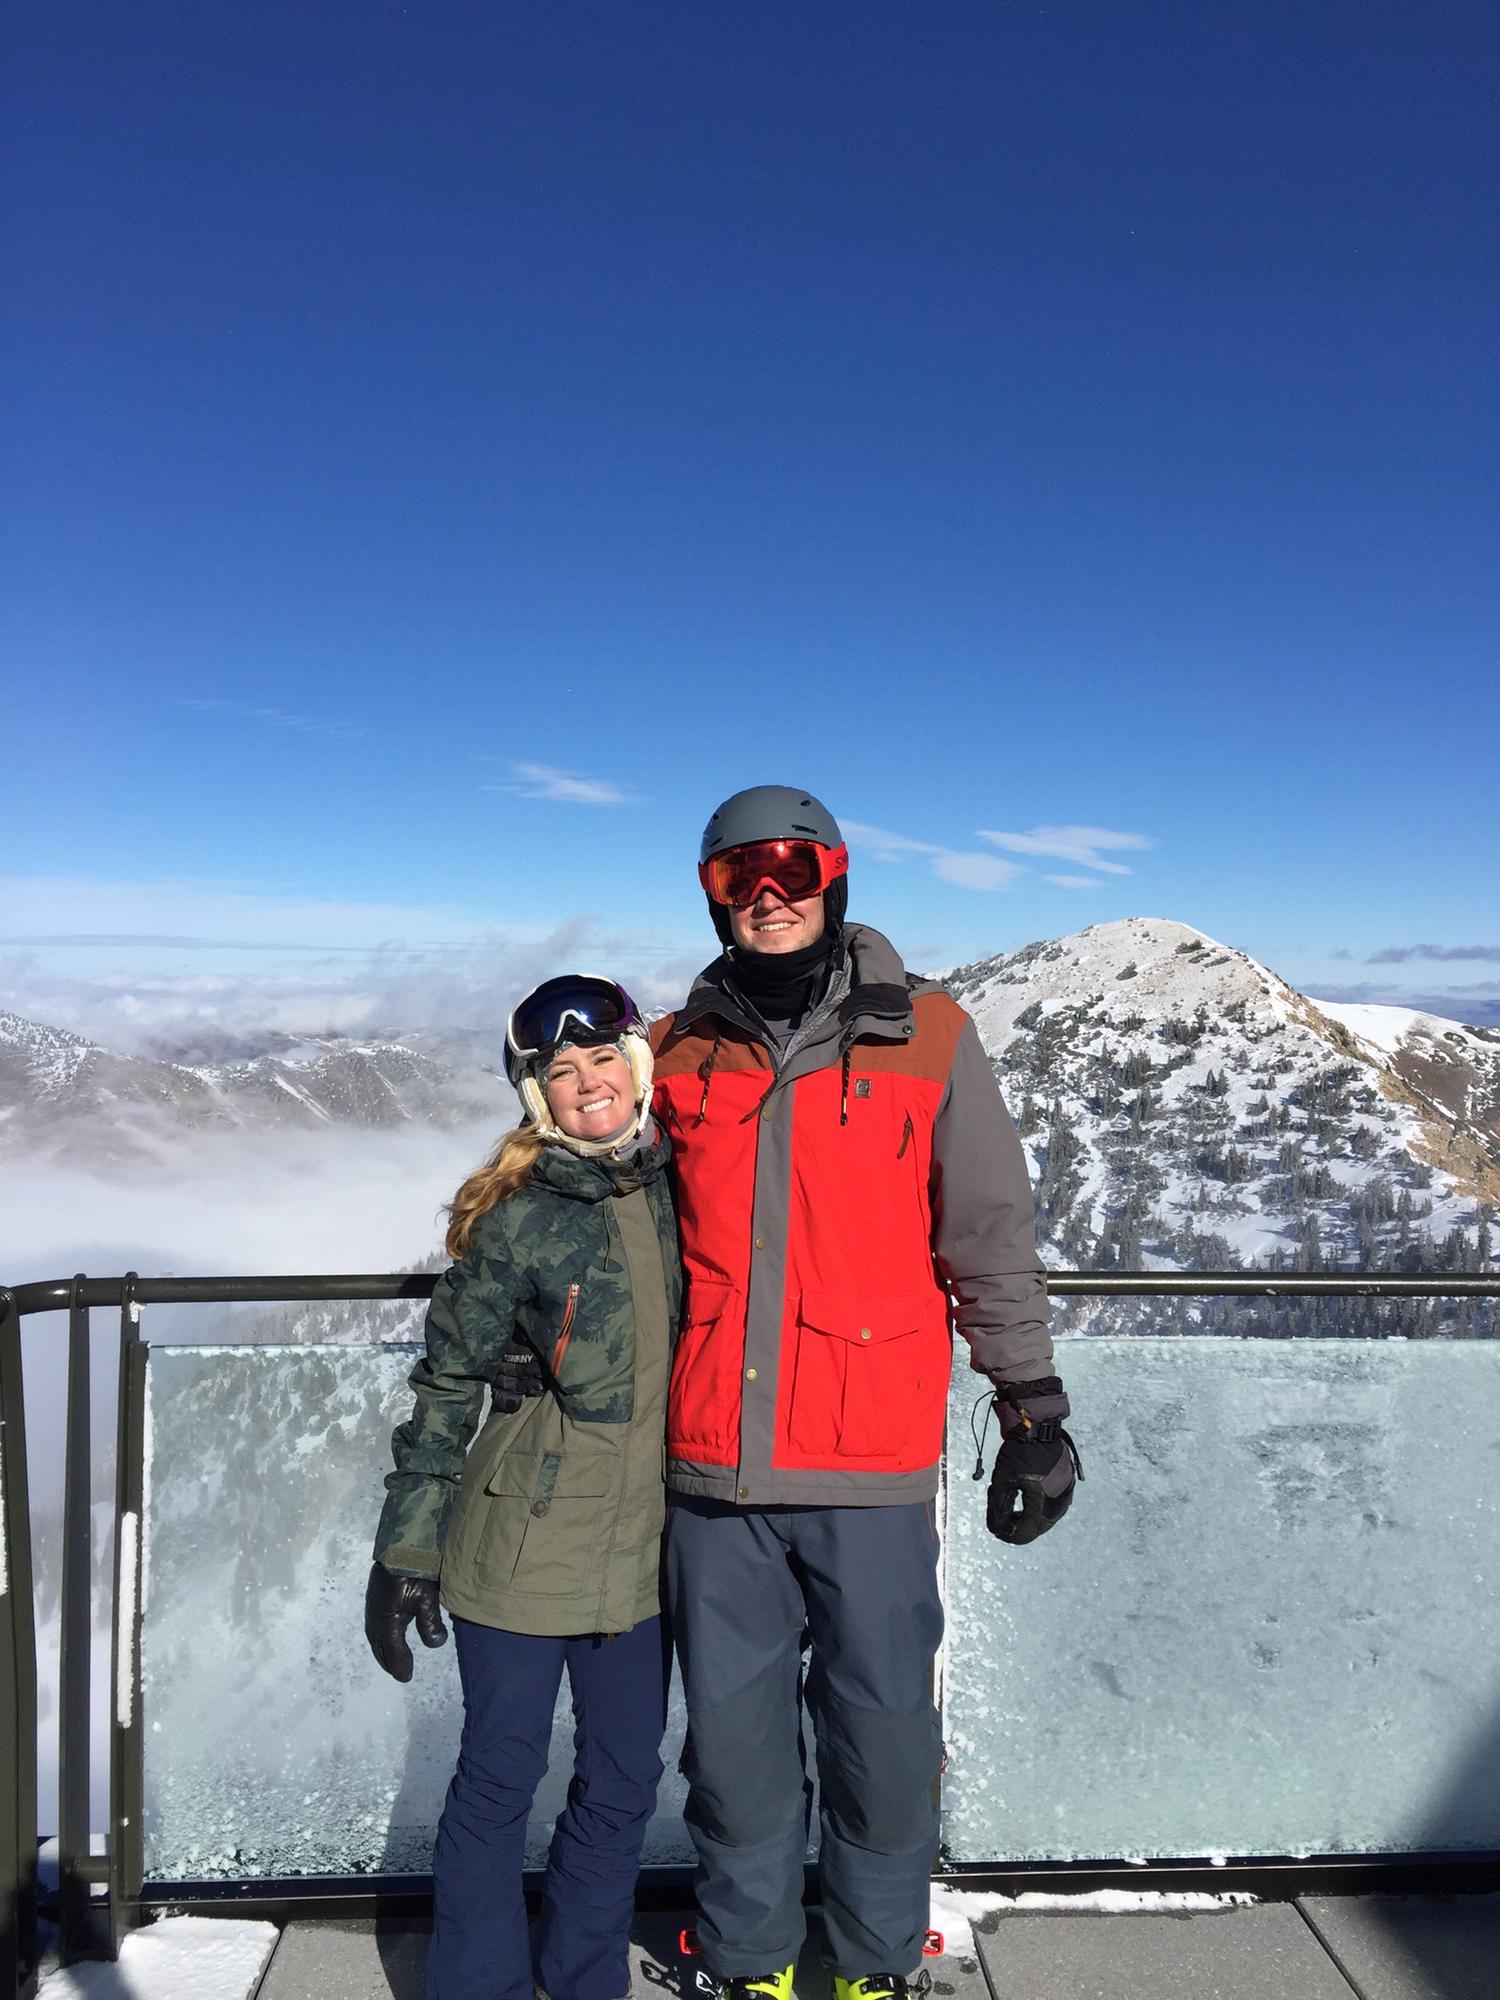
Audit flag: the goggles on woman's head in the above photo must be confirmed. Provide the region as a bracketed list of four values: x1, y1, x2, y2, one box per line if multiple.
[506, 974, 643, 1062]
[698, 838, 849, 909]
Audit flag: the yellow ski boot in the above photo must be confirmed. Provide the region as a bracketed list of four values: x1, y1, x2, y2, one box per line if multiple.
[833, 1976, 931, 2000]
[694, 1968, 795, 2000]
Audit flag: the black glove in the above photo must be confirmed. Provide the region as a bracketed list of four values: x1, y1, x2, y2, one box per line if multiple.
[491, 1340, 546, 1414]
[984, 1376, 1083, 1546]
[364, 1563, 448, 1681]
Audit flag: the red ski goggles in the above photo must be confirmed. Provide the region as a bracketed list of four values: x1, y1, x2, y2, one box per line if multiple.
[698, 838, 849, 909]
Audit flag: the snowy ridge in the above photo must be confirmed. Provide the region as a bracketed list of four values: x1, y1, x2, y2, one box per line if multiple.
[1315, 999, 1500, 1147]
[946, 918, 1495, 1326]
[0, 1011, 506, 1168]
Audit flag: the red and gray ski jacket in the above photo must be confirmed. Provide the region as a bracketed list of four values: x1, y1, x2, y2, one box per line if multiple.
[650, 924, 1052, 1506]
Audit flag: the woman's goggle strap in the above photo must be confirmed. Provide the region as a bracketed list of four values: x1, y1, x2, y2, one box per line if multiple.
[698, 838, 849, 909]
[506, 975, 642, 1059]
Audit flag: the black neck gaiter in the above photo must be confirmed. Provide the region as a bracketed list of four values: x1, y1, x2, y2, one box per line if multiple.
[727, 931, 838, 1030]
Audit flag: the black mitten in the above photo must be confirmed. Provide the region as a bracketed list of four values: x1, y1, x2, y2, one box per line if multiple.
[364, 1563, 449, 1681]
[984, 1376, 1083, 1546]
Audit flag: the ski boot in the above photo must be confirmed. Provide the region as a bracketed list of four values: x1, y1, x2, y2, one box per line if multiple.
[691, 1965, 795, 2000]
[833, 1974, 933, 2000]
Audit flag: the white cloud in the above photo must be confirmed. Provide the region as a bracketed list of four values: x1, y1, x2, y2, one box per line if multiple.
[1045, 874, 1108, 890]
[179, 697, 372, 745]
[977, 825, 1153, 875]
[0, 911, 701, 1052]
[507, 764, 635, 806]
[0, 1117, 493, 1288]
[842, 820, 1023, 892]
[842, 823, 936, 862]
[932, 852, 1022, 891]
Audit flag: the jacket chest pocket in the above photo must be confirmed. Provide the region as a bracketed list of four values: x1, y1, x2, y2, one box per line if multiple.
[534, 1276, 637, 1423]
[474, 1444, 617, 1597]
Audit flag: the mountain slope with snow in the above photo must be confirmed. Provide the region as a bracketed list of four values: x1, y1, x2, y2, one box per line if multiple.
[4, 919, 1494, 1316]
[945, 918, 1495, 1327]
[0, 1011, 506, 1166]
[1314, 999, 1500, 1150]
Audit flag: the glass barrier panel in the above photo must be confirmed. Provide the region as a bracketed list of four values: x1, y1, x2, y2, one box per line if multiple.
[141, 1326, 1500, 1881]
[140, 1344, 693, 1882]
[941, 1330, 1500, 1863]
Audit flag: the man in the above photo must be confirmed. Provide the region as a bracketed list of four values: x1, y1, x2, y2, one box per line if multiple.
[649, 785, 1079, 2000]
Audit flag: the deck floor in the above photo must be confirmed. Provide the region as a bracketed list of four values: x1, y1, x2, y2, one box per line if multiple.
[253, 1896, 1500, 2000]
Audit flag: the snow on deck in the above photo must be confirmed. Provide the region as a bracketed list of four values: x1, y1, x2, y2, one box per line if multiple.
[37, 1916, 277, 2000]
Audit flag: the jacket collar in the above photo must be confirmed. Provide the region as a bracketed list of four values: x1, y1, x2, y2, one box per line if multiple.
[529, 1124, 672, 1202]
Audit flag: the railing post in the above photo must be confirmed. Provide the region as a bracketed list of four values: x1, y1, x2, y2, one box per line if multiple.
[0, 1288, 39, 2000]
[57, 1275, 101, 1963]
[108, 1278, 146, 1956]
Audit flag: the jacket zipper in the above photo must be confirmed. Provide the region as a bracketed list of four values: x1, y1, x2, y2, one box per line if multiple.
[549, 1282, 580, 1374]
[897, 1112, 914, 1160]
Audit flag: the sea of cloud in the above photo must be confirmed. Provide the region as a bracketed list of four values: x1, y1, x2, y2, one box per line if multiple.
[0, 921, 705, 1058]
[2, 1114, 505, 1290]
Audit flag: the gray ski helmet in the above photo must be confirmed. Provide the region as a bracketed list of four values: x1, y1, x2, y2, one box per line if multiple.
[698, 785, 849, 943]
[699, 785, 844, 861]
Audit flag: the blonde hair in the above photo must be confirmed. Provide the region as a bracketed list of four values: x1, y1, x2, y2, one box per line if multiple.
[444, 1124, 547, 1258]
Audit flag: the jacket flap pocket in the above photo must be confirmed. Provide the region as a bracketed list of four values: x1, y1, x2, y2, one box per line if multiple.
[683, 1276, 737, 1327]
[798, 1291, 926, 1346]
[485, 1445, 614, 1502]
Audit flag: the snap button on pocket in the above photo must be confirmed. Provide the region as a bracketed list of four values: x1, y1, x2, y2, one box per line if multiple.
[860, 1328, 872, 1340]
[532, 1500, 549, 1517]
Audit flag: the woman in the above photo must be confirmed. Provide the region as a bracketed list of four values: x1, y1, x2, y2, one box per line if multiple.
[365, 973, 680, 2000]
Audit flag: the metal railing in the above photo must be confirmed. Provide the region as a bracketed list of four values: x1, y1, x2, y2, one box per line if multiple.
[1, 1266, 1497, 1993]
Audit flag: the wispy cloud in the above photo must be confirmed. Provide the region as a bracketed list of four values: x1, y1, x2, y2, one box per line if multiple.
[0, 928, 696, 1052]
[504, 764, 636, 806]
[976, 825, 1153, 875]
[842, 821, 1021, 892]
[1044, 874, 1107, 891]
[179, 697, 372, 744]
[1366, 944, 1500, 965]
[0, 872, 705, 1049]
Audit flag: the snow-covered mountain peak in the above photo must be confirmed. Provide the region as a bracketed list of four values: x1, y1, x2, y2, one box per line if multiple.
[940, 914, 1496, 1288]
[0, 1009, 99, 1096]
[948, 916, 1289, 1045]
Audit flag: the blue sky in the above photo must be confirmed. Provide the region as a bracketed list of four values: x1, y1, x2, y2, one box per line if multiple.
[4, 0, 1498, 1040]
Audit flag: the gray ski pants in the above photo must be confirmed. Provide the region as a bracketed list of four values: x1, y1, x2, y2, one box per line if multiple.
[666, 1495, 944, 1979]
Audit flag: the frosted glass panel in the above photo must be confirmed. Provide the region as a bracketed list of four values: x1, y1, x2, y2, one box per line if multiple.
[140, 1345, 692, 1881]
[142, 1335, 1500, 1881]
[941, 1337, 1500, 1863]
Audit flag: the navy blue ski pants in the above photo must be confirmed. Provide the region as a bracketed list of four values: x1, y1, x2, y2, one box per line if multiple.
[666, 1497, 944, 1980]
[427, 1613, 671, 2000]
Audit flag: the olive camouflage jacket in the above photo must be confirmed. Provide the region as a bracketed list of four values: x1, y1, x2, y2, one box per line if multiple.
[373, 1129, 680, 1636]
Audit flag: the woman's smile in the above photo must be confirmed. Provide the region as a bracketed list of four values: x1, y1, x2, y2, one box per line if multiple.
[544, 1043, 633, 1141]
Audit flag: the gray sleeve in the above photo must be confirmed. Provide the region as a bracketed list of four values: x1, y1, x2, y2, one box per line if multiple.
[929, 1016, 1054, 1383]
